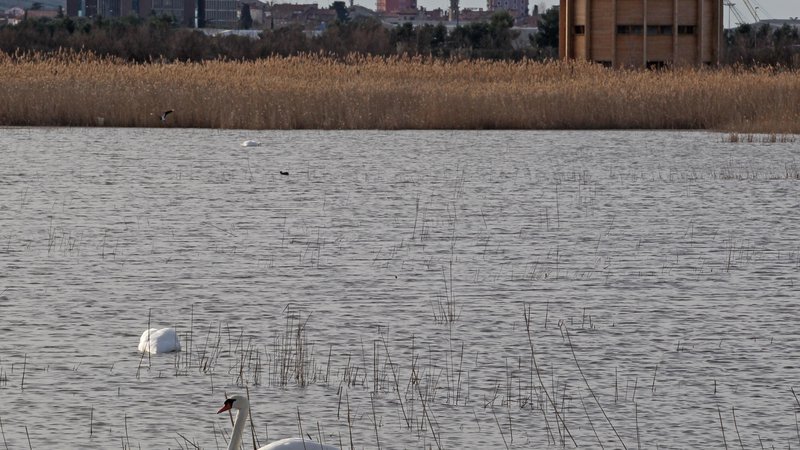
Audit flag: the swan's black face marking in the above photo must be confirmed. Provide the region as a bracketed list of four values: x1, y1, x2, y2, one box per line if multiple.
[217, 397, 236, 413]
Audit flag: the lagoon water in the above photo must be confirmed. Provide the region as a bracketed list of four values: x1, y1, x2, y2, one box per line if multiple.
[0, 128, 798, 449]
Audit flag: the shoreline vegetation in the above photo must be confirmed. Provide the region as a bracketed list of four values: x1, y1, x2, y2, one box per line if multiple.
[1, 51, 799, 132]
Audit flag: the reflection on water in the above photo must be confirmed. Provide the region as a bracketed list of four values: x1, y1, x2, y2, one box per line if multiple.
[0, 128, 798, 449]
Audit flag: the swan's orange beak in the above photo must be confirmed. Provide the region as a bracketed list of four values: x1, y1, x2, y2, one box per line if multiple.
[217, 403, 232, 414]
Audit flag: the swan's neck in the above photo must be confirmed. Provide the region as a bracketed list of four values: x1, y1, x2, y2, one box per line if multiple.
[228, 408, 248, 450]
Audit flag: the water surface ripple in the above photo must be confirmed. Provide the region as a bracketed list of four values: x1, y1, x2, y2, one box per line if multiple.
[0, 128, 798, 449]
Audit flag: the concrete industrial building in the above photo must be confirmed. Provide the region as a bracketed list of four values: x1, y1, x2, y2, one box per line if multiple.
[559, 0, 723, 67]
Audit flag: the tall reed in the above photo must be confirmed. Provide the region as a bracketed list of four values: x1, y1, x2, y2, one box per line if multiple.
[0, 51, 798, 132]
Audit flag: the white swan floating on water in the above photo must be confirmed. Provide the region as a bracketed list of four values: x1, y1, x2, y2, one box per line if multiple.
[217, 395, 340, 450]
[241, 140, 262, 147]
[138, 328, 181, 354]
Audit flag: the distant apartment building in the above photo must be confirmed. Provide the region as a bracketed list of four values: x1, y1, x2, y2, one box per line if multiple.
[268, 3, 317, 27]
[377, 0, 416, 14]
[72, 0, 114, 17]
[559, 0, 723, 67]
[94, 0, 119, 17]
[203, 0, 237, 27]
[241, 0, 266, 26]
[66, 0, 196, 26]
[486, 0, 528, 17]
[152, 0, 195, 25]
[24, 8, 61, 18]
[4, 6, 25, 16]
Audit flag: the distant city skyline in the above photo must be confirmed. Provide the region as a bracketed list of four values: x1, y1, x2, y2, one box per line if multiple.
[349, 0, 797, 22]
[375, 0, 555, 12]
[4, 0, 797, 24]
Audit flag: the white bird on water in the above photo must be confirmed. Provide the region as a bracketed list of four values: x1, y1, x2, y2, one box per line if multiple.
[217, 395, 340, 450]
[138, 328, 181, 354]
[241, 140, 262, 147]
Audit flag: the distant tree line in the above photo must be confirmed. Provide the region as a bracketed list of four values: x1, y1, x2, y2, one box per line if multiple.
[0, 10, 546, 62]
[724, 23, 800, 67]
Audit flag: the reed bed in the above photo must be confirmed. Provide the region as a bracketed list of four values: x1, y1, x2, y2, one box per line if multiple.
[0, 51, 798, 132]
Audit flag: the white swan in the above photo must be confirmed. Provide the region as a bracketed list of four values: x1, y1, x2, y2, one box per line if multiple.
[241, 140, 262, 147]
[217, 395, 340, 450]
[137, 328, 181, 354]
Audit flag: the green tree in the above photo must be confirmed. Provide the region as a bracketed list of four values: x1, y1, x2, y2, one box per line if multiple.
[724, 21, 800, 67]
[489, 10, 516, 50]
[418, 23, 446, 55]
[332, 1, 349, 23]
[390, 22, 415, 53]
[318, 16, 390, 55]
[260, 24, 310, 56]
[534, 6, 558, 53]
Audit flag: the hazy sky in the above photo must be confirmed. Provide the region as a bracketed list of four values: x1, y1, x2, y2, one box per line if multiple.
[352, 0, 799, 21]
[721, 0, 799, 22]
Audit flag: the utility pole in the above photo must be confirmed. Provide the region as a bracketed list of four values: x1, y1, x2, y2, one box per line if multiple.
[725, 1, 733, 29]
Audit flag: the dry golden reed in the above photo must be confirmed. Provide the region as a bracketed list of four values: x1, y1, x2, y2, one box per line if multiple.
[0, 51, 798, 132]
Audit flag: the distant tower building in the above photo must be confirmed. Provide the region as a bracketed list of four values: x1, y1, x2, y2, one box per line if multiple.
[377, 0, 416, 13]
[448, 0, 458, 21]
[559, 0, 723, 67]
[197, 0, 205, 26]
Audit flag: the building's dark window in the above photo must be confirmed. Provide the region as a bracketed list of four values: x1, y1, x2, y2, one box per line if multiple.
[647, 25, 673, 35]
[647, 25, 672, 36]
[678, 25, 696, 34]
[617, 25, 643, 35]
[647, 61, 666, 69]
[574, 25, 585, 35]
